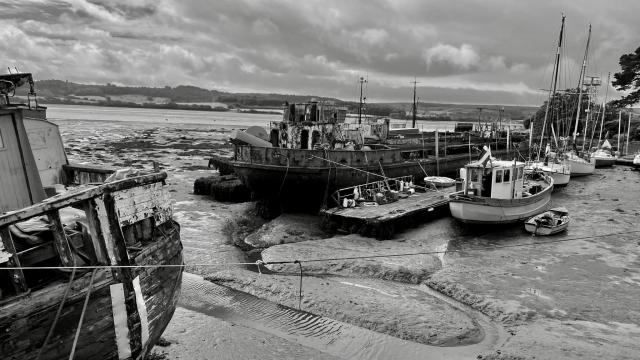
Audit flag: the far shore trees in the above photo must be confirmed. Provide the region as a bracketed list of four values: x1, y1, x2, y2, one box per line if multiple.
[611, 46, 640, 108]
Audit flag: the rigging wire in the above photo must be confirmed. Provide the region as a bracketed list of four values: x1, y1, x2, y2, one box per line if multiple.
[2, 228, 639, 271]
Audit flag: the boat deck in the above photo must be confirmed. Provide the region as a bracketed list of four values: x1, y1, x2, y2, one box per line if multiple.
[320, 186, 454, 239]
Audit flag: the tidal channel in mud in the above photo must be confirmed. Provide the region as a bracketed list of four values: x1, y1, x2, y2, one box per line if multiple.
[180, 273, 505, 360]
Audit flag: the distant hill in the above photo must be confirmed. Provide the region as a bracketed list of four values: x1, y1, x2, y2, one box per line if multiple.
[29, 79, 537, 119]
[33, 80, 344, 109]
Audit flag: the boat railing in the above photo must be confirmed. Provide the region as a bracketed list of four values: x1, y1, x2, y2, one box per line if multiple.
[331, 175, 420, 207]
[234, 145, 403, 167]
[0, 172, 174, 300]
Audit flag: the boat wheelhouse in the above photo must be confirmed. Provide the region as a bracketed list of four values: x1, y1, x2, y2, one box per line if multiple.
[449, 159, 553, 224]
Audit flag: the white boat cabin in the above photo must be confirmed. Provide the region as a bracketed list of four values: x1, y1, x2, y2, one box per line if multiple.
[460, 160, 525, 199]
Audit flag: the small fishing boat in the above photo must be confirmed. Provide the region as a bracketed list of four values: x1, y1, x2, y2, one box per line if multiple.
[449, 149, 554, 224]
[524, 207, 570, 235]
[424, 176, 456, 188]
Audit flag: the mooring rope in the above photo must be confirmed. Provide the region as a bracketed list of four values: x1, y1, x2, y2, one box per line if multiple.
[69, 268, 98, 360]
[36, 265, 77, 360]
[2, 229, 639, 272]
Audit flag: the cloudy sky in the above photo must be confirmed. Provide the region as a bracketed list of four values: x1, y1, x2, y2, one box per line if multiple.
[2, 0, 639, 105]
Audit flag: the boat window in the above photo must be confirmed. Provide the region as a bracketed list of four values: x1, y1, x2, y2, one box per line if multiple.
[469, 168, 481, 182]
[503, 169, 510, 182]
[495, 169, 503, 183]
[270, 129, 279, 147]
[311, 130, 321, 148]
[300, 129, 309, 149]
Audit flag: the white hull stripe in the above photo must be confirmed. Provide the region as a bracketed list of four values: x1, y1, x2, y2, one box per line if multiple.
[133, 276, 150, 346]
[109, 283, 131, 360]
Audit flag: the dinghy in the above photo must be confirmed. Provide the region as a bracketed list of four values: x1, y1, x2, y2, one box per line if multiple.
[524, 207, 569, 235]
[424, 176, 456, 188]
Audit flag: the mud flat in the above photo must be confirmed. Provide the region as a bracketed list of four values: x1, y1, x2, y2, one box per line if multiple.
[56, 117, 640, 359]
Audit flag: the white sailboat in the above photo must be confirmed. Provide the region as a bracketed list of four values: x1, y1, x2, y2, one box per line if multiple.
[565, 24, 596, 176]
[591, 139, 616, 167]
[633, 152, 640, 169]
[526, 15, 571, 185]
[589, 73, 615, 168]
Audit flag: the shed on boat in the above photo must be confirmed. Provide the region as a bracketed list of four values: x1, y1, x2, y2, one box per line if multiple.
[0, 107, 46, 212]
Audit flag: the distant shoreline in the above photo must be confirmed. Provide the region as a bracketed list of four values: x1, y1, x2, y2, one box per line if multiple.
[39, 98, 285, 114]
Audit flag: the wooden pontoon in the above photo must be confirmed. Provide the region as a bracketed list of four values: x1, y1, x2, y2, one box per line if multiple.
[321, 176, 453, 239]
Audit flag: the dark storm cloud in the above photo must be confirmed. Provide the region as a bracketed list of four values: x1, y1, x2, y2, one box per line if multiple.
[87, 0, 157, 20]
[1, 0, 638, 105]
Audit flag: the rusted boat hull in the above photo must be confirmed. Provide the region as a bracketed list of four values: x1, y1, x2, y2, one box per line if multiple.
[230, 145, 521, 208]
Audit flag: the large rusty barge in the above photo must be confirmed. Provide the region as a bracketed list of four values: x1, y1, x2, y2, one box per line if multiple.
[226, 100, 527, 208]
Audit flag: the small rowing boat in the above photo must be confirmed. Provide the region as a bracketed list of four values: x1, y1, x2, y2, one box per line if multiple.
[424, 176, 456, 188]
[524, 207, 569, 235]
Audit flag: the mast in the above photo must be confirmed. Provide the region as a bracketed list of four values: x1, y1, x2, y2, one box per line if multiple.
[538, 14, 565, 161]
[572, 24, 591, 143]
[617, 110, 622, 153]
[626, 112, 631, 155]
[358, 76, 367, 124]
[411, 78, 419, 128]
[596, 72, 611, 147]
[528, 114, 534, 159]
[581, 76, 599, 151]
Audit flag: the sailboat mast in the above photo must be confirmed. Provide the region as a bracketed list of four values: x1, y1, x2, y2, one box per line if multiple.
[581, 77, 597, 151]
[617, 110, 622, 152]
[572, 24, 591, 143]
[358, 76, 366, 125]
[411, 78, 418, 128]
[597, 72, 611, 147]
[537, 14, 565, 160]
[626, 113, 631, 155]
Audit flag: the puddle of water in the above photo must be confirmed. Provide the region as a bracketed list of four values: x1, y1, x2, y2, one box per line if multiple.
[180, 273, 502, 360]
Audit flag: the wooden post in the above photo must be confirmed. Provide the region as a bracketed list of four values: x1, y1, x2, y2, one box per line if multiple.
[435, 129, 439, 175]
[83, 200, 109, 264]
[47, 211, 75, 267]
[0, 228, 28, 293]
[93, 193, 144, 358]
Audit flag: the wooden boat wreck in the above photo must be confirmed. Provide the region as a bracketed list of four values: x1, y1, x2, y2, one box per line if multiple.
[226, 100, 526, 209]
[449, 149, 554, 224]
[524, 207, 569, 235]
[0, 73, 183, 359]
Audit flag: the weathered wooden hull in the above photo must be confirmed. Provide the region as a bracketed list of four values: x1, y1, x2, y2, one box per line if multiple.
[448, 183, 553, 224]
[0, 222, 182, 360]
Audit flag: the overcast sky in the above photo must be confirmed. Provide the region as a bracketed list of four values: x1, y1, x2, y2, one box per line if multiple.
[2, 0, 639, 105]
